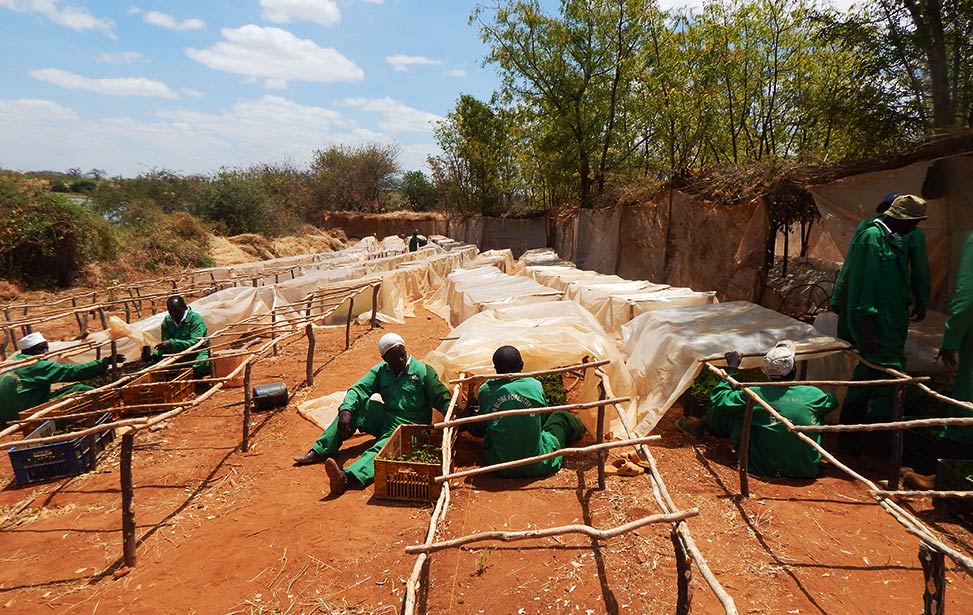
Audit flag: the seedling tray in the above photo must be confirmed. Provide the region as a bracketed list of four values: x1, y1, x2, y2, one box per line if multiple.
[374, 424, 447, 502]
[8, 412, 114, 486]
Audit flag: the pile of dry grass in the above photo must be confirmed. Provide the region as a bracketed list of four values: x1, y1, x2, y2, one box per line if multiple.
[208, 227, 349, 266]
[271, 225, 347, 256]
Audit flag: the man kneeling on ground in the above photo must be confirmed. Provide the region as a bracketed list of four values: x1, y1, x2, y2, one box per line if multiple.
[293, 333, 452, 496]
[679, 341, 837, 479]
[463, 345, 586, 478]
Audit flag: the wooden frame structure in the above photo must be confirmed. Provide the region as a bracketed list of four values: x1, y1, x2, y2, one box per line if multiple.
[0, 278, 382, 568]
[702, 353, 973, 615]
[399, 361, 740, 615]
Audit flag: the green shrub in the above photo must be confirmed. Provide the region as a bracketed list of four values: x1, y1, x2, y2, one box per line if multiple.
[197, 170, 273, 236]
[537, 373, 567, 406]
[0, 173, 115, 288]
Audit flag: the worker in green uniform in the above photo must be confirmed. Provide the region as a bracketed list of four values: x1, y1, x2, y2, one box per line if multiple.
[833, 192, 931, 342]
[686, 342, 837, 478]
[0, 332, 125, 424]
[149, 295, 210, 377]
[464, 345, 585, 478]
[833, 195, 928, 437]
[293, 333, 452, 496]
[938, 232, 973, 444]
[408, 229, 421, 252]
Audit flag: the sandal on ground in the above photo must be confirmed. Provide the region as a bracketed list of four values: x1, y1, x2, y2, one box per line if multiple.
[606, 460, 644, 477]
[622, 450, 651, 469]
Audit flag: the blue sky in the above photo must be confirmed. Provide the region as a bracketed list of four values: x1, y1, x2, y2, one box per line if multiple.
[0, 0, 854, 178]
[0, 0, 508, 177]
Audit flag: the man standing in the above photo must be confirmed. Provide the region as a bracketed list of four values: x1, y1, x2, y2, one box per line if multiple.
[151, 295, 210, 377]
[408, 229, 421, 253]
[0, 332, 124, 424]
[833, 192, 931, 342]
[938, 232, 973, 444]
[690, 342, 837, 478]
[293, 333, 452, 496]
[465, 346, 585, 478]
[835, 195, 928, 427]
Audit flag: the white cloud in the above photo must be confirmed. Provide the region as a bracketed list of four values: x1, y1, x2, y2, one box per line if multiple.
[0, 0, 113, 34]
[142, 9, 205, 31]
[97, 51, 143, 63]
[187, 25, 363, 86]
[442, 68, 466, 78]
[0, 98, 78, 122]
[260, 0, 340, 27]
[0, 94, 438, 175]
[29, 68, 179, 99]
[386, 54, 442, 73]
[360, 0, 383, 4]
[263, 78, 287, 90]
[180, 87, 204, 98]
[341, 97, 441, 133]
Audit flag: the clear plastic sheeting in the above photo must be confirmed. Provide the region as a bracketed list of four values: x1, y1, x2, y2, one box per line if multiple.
[521, 264, 718, 334]
[812, 311, 948, 375]
[512, 248, 577, 274]
[622, 301, 849, 434]
[426, 266, 563, 326]
[424, 301, 635, 435]
[472, 249, 516, 273]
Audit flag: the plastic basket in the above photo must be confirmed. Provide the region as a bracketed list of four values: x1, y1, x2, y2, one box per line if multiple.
[8, 412, 114, 486]
[119, 367, 193, 411]
[17, 389, 119, 434]
[374, 424, 446, 502]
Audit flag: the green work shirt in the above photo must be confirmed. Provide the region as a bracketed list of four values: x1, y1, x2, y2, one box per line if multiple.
[0, 352, 109, 421]
[833, 218, 930, 318]
[469, 377, 568, 477]
[154, 308, 209, 362]
[831, 219, 911, 367]
[408, 234, 420, 252]
[707, 379, 837, 479]
[338, 357, 451, 429]
[940, 233, 973, 443]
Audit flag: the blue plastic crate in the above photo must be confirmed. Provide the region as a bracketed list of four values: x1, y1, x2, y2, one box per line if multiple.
[7, 412, 114, 486]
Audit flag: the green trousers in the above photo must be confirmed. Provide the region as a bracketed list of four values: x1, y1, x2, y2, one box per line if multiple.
[311, 399, 416, 486]
[494, 411, 586, 478]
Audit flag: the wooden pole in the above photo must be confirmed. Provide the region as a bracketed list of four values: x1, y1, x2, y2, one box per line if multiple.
[435, 436, 659, 483]
[120, 431, 137, 567]
[738, 398, 755, 498]
[305, 297, 315, 387]
[673, 526, 694, 615]
[242, 362, 253, 453]
[919, 543, 946, 615]
[434, 397, 630, 430]
[370, 284, 380, 328]
[72, 297, 83, 333]
[345, 297, 354, 350]
[597, 381, 606, 491]
[449, 359, 611, 384]
[887, 383, 905, 491]
[271, 312, 279, 357]
[405, 508, 698, 555]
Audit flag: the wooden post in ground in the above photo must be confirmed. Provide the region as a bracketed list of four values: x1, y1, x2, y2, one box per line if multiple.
[72, 297, 83, 333]
[887, 383, 906, 491]
[370, 284, 380, 328]
[271, 312, 279, 357]
[304, 298, 315, 387]
[673, 528, 694, 615]
[919, 543, 946, 615]
[345, 297, 355, 350]
[97, 307, 109, 361]
[738, 398, 755, 498]
[596, 380, 606, 491]
[120, 431, 137, 567]
[242, 362, 253, 452]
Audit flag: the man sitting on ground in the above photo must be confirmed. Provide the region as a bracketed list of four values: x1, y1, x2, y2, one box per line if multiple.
[294, 333, 452, 496]
[0, 332, 125, 425]
[148, 295, 210, 377]
[463, 345, 586, 478]
[679, 341, 837, 479]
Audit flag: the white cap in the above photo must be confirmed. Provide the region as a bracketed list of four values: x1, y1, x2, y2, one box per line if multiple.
[762, 340, 797, 378]
[18, 332, 47, 351]
[378, 333, 406, 356]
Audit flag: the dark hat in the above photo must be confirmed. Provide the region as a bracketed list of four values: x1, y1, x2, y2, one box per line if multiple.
[884, 194, 928, 221]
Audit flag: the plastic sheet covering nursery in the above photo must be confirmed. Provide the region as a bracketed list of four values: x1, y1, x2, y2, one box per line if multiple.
[426, 265, 563, 326]
[424, 301, 635, 435]
[622, 301, 849, 435]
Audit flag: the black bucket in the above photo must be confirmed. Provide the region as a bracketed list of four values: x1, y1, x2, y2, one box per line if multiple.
[252, 382, 288, 411]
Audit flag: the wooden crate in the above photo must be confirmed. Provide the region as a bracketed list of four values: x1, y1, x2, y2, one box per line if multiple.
[119, 367, 194, 410]
[374, 424, 446, 502]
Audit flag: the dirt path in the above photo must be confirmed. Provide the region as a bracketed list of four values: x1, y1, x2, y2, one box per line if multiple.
[2, 306, 973, 614]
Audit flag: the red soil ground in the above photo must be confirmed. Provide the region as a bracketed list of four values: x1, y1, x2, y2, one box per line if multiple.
[1, 306, 973, 614]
